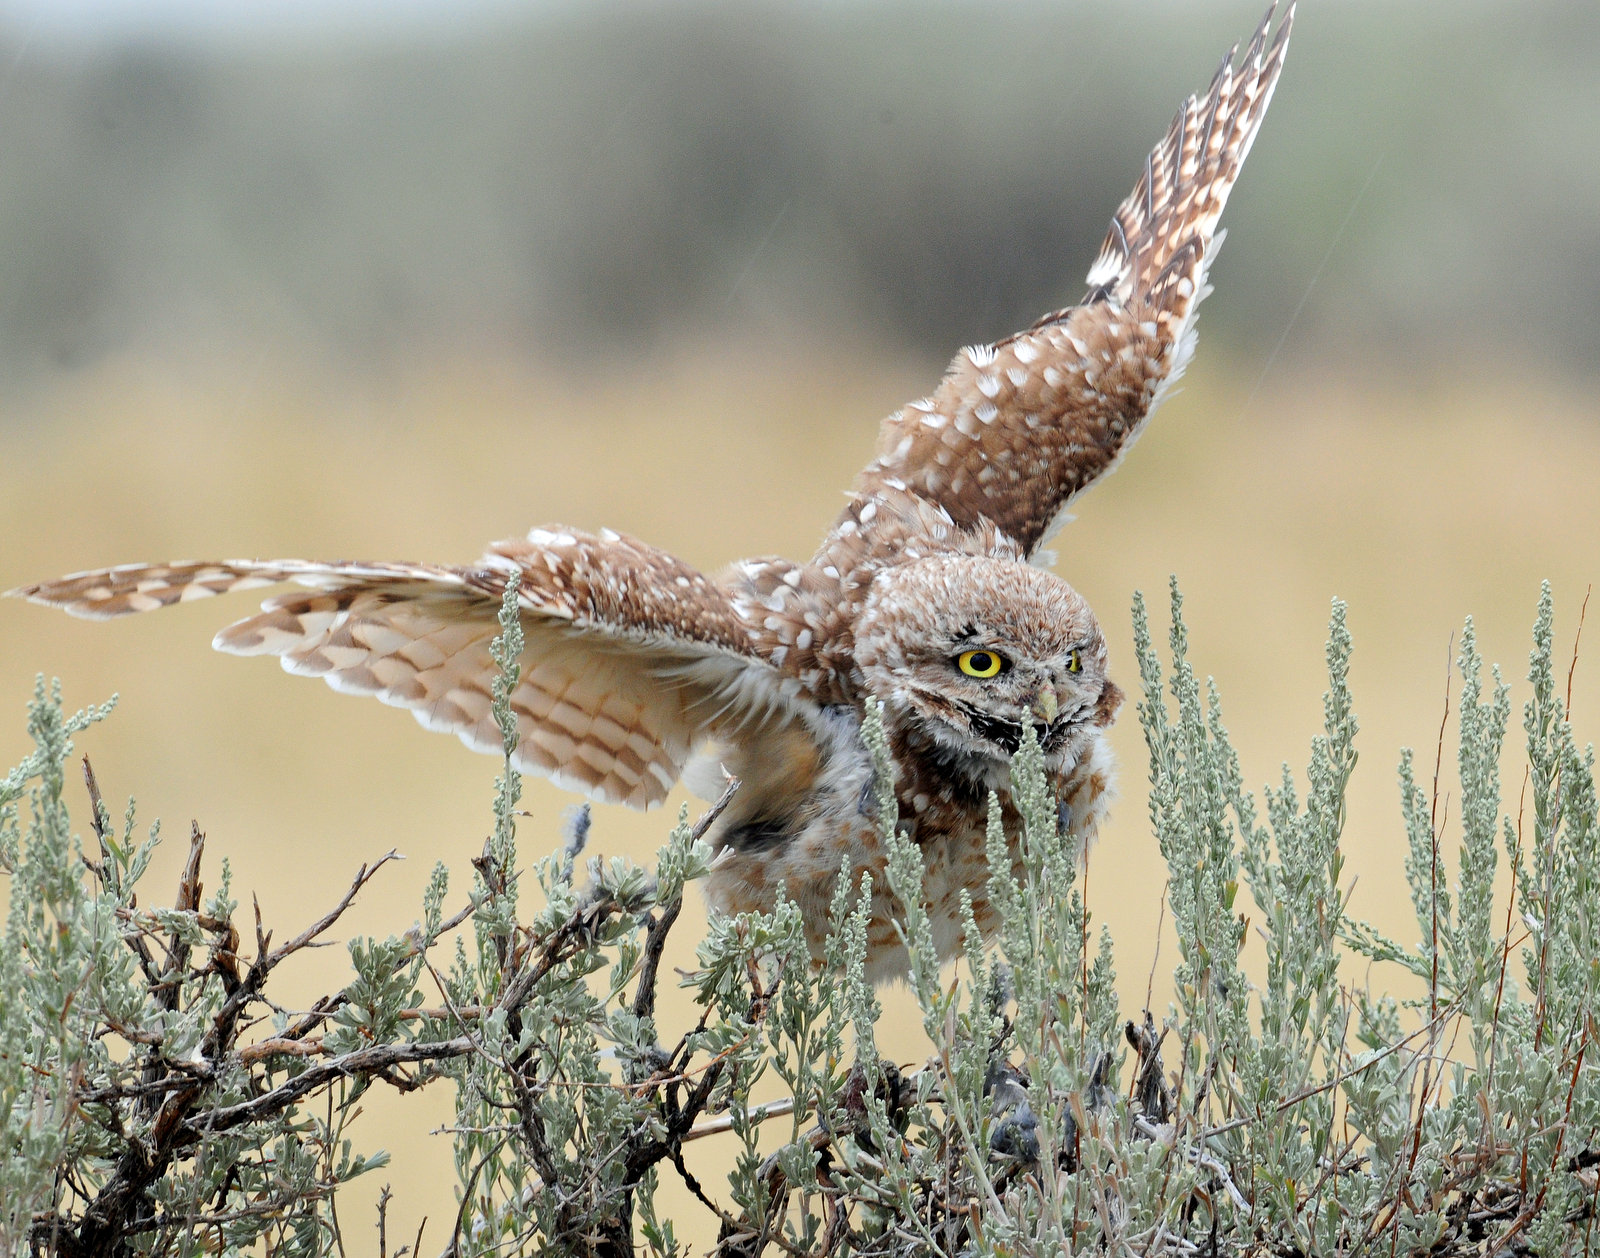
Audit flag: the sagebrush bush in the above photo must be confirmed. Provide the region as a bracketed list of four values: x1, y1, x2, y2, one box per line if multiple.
[3, 580, 1597, 1256]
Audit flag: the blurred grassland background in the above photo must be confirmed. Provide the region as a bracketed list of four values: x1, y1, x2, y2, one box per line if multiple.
[1, 0, 1598, 1247]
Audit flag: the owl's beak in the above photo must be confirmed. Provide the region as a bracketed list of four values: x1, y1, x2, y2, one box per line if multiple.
[1029, 689, 1059, 725]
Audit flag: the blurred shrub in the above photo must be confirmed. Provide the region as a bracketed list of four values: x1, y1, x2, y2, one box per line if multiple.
[0, 1, 1596, 385]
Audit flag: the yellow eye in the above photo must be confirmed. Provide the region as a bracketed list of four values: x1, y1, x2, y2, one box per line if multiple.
[1065, 649, 1082, 674]
[957, 649, 1005, 678]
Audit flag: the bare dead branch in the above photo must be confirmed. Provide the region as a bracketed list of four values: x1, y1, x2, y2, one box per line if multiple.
[634, 778, 738, 1023]
[186, 1038, 476, 1138]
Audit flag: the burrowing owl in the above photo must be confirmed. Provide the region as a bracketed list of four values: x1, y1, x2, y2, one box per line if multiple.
[10, 7, 1291, 979]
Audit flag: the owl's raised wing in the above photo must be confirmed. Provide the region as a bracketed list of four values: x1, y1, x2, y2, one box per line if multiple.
[854, 4, 1291, 559]
[8, 528, 803, 808]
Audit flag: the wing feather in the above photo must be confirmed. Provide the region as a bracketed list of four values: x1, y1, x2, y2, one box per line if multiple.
[8, 529, 803, 809]
[854, 3, 1292, 558]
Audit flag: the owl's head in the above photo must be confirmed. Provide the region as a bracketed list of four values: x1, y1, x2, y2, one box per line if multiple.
[854, 554, 1122, 787]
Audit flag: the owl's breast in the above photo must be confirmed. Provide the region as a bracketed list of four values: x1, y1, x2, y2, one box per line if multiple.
[702, 713, 1115, 981]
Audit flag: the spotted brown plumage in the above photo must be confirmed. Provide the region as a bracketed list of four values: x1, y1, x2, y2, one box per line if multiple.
[856, 3, 1292, 560]
[7, 6, 1291, 980]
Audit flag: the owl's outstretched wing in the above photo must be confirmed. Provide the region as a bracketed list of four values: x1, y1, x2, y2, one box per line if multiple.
[8, 528, 802, 808]
[854, 3, 1292, 559]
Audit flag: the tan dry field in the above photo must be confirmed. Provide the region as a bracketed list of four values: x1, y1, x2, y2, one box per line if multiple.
[2, 344, 1598, 1248]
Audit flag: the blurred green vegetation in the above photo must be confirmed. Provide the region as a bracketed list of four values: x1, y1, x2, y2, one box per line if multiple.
[0, 0, 1595, 389]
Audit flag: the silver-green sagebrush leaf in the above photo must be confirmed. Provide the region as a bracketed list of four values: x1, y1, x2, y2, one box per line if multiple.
[6, 584, 1600, 1256]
